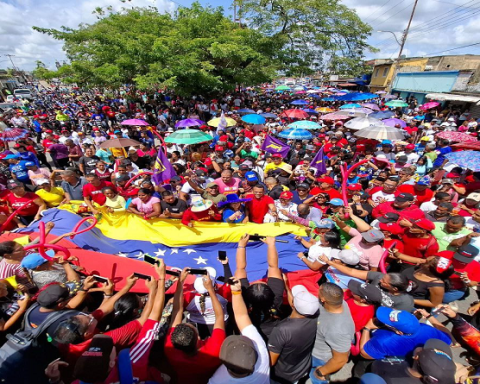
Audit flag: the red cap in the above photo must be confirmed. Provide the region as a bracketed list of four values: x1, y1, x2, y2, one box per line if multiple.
[401, 209, 425, 221]
[436, 256, 453, 274]
[13, 143, 21, 148]
[45, 129, 53, 133]
[204, 158, 212, 166]
[272, 153, 283, 158]
[92, 127, 100, 131]
[379, 222, 404, 235]
[317, 176, 334, 185]
[446, 172, 460, 178]
[347, 184, 362, 191]
[219, 135, 228, 141]
[280, 191, 293, 199]
[413, 218, 435, 231]
[214, 145, 224, 152]
[406, 144, 415, 150]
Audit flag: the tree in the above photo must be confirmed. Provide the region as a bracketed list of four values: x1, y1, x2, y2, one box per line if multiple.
[238, 0, 374, 76]
[33, 3, 280, 95]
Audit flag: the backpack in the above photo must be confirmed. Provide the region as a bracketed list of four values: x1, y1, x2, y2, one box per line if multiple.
[0, 304, 75, 384]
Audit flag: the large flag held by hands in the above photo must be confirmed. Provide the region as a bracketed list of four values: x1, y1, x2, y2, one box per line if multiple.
[310, 146, 327, 176]
[152, 147, 177, 185]
[261, 135, 290, 158]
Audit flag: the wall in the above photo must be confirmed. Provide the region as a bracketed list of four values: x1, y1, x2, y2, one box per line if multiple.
[392, 71, 460, 93]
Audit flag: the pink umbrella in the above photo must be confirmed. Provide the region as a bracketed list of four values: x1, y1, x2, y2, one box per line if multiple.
[420, 101, 440, 111]
[121, 119, 149, 126]
[322, 113, 349, 120]
[295, 90, 306, 94]
[362, 103, 380, 111]
[0, 127, 28, 141]
[436, 131, 478, 143]
[382, 118, 407, 128]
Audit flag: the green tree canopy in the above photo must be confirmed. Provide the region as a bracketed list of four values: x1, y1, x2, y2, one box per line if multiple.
[238, 0, 374, 76]
[33, 3, 281, 95]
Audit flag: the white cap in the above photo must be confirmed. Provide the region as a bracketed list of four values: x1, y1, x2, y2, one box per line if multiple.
[336, 249, 359, 265]
[36, 178, 50, 185]
[291, 285, 319, 316]
[193, 266, 217, 294]
[447, 117, 455, 122]
[128, 146, 136, 152]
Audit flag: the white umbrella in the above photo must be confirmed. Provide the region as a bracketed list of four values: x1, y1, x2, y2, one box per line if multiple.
[354, 124, 405, 140]
[332, 109, 367, 118]
[344, 116, 384, 130]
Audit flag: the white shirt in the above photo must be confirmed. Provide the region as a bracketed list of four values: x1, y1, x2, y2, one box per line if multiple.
[185, 293, 229, 324]
[274, 200, 298, 221]
[371, 190, 395, 204]
[419, 200, 437, 213]
[397, 151, 419, 164]
[209, 324, 269, 384]
[465, 217, 480, 233]
[308, 244, 340, 265]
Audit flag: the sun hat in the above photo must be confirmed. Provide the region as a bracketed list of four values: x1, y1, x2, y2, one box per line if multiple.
[291, 285, 320, 316]
[376, 307, 420, 334]
[193, 267, 217, 294]
[217, 194, 252, 207]
[278, 164, 293, 174]
[190, 196, 213, 212]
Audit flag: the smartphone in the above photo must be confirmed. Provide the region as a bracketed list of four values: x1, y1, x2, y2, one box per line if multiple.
[133, 272, 152, 280]
[93, 275, 109, 283]
[453, 271, 463, 276]
[413, 310, 423, 320]
[431, 306, 446, 316]
[226, 277, 237, 285]
[218, 251, 227, 261]
[143, 254, 159, 266]
[249, 234, 265, 241]
[187, 268, 208, 275]
[166, 270, 180, 277]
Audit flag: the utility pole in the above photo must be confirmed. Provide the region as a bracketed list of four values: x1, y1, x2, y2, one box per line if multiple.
[233, 0, 241, 26]
[5, 54, 18, 72]
[388, 0, 419, 92]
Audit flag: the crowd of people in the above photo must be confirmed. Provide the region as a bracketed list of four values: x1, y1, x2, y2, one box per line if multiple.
[0, 86, 479, 384]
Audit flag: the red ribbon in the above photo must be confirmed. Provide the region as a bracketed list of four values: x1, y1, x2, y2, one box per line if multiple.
[124, 171, 153, 189]
[0, 199, 35, 233]
[379, 241, 397, 274]
[340, 159, 370, 219]
[24, 221, 71, 260]
[70, 216, 98, 239]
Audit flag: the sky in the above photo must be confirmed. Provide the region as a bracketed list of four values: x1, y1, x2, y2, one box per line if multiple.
[1, 0, 480, 71]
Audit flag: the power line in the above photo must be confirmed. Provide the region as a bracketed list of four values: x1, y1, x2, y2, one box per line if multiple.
[422, 41, 480, 55]
[364, 0, 393, 21]
[369, 0, 408, 24]
[375, 1, 416, 28]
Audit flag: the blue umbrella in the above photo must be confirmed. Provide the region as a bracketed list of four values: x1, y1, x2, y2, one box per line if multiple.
[322, 97, 336, 101]
[339, 103, 362, 109]
[370, 111, 395, 119]
[287, 121, 321, 130]
[334, 93, 379, 101]
[237, 108, 255, 114]
[278, 128, 313, 140]
[241, 114, 266, 125]
[445, 151, 480, 171]
[303, 108, 319, 115]
[291, 100, 309, 105]
[260, 112, 277, 119]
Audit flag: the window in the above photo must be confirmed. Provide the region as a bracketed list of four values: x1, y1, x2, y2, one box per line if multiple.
[383, 68, 389, 77]
[374, 68, 379, 77]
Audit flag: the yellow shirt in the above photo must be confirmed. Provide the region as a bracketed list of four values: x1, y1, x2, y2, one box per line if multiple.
[264, 161, 287, 175]
[111, 147, 127, 158]
[35, 187, 65, 207]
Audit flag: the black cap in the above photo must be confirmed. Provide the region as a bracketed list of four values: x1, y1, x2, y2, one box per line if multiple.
[348, 280, 383, 304]
[454, 244, 479, 264]
[377, 212, 400, 223]
[297, 183, 310, 190]
[239, 164, 250, 171]
[195, 169, 207, 177]
[37, 284, 70, 308]
[417, 339, 455, 384]
[116, 174, 130, 182]
[395, 193, 415, 202]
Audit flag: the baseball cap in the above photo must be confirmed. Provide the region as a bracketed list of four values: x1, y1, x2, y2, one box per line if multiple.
[395, 193, 414, 203]
[420, 136, 430, 141]
[348, 280, 382, 304]
[376, 307, 420, 334]
[397, 155, 408, 163]
[314, 218, 335, 229]
[37, 284, 70, 308]
[317, 176, 335, 185]
[336, 249, 359, 265]
[25, 161, 36, 167]
[245, 171, 258, 182]
[4, 154, 19, 160]
[401, 209, 425, 221]
[220, 335, 258, 377]
[378, 212, 400, 223]
[73, 335, 114, 383]
[347, 184, 362, 192]
[193, 267, 217, 294]
[20, 250, 55, 269]
[381, 140, 392, 146]
[417, 339, 455, 384]
[116, 174, 130, 182]
[361, 229, 384, 243]
[6, 181, 24, 190]
[36, 178, 50, 185]
[467, 192, 480, 202]
[279, 191, 293, 200]
[441, 178, 454, 185]
[272, 153, 283, 158]
[329, 198, 344, 207]
[446, 172, 460, 178]
[206, 182, 218, 188]
[239, 164, 250, 171]
[296, 183, 310, 191]
[454, 244, 480, 264]
[416, 175, 431, 186]
[195, 169, 207, 177]
[291, 285, 320, 316]
[128, 146, 136, 152]
[214, 145, 224, 152]
[413, 218, 436, 232]
[379, 222, 404, 236]
[406, 144, 415, 150]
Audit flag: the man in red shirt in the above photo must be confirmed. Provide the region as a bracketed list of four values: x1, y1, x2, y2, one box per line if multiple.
[396, 176, 434, 206]
[246, 184, 277, 223]
[165, 268, 226, 384]
[83, 174, 115, 215]
[372, 193, 424, 220]
[310, 177, 342, 200]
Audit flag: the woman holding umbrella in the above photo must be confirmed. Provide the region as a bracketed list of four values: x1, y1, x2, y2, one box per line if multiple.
[218, 194, 251, 223]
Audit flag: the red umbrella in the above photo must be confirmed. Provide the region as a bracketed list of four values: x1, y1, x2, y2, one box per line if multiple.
[0, 127, 28, 141]
[436, 131, 478, 143]
[451, 142, 480, 151]
[280, 109, 309, 119]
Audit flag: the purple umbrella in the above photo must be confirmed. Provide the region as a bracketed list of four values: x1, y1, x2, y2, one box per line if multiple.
[361, 103, 380, 111]
[382, 118, 407, 128]
[121, 119, 149, 126]
[175, 118, 205, 128]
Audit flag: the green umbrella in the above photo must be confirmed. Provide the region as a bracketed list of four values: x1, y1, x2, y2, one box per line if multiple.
[385, 100, 409, 108]
[275, 85, 291, 91]
[164, 128, 213, 145]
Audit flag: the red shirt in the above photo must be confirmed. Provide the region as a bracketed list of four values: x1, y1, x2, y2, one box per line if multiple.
[42, 139, 55, 150]
[310, 187, 342, 200]
[443, 251, 480, 290]
[164, 327, 226, 384]
[372, 201, 424, 220]
[6, 192, 39, 216]
[181, 206, 221, 225]
[94, 168, 113, 182]
[344, 291, 375, 332]
[245, 195, 275, 223]
[396, 185, 434, 206]
[83, 181, 115, 206]
[401, 232, 439, 261]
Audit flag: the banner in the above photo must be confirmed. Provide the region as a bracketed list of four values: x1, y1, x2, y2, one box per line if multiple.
[152, 146, 177, 185]
[261, 135, 290, 158]
[310, 146, 327, 176]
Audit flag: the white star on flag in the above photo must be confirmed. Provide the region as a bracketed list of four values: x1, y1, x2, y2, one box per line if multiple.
[183, 249, 196, 255]
[134, 252, 144, 258]
[193, 256, 208, 265]
[117, 252, 127, 258]
[155, 249, 166, 257]
[171, 248, 179, 254]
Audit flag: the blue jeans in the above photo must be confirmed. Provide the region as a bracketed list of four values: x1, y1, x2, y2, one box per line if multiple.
[309, 356, 329, 384]
[443, 289, 468, 303]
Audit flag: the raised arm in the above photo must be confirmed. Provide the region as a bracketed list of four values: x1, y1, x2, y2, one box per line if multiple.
[229, 279, 252, 332]
[97, 274, 139, 315]
[234, 234, 249, 279]
[148, 261, 166, 321]
[344, 206, 371, 232]
[170, 267, 189, 328]
[263, 236, 282, 279]
[203, 273, 225, 331]
[319, 255, 369, 280]
[137, 275, 159, 325]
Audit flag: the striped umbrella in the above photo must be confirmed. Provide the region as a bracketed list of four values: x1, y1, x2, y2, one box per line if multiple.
[278, 128, 313, 140]
[355, 125, 404, 140]
[344, 116, 384, 130]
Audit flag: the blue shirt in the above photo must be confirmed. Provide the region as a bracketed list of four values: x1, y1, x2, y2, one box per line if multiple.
[222, 207, 246, 223]
[19, 152, 39, 167]
[292, 192, 312, 205]
[364, 324, 451, 359]
[9, 161, 30, 183]
[433, 146, 452, 168]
